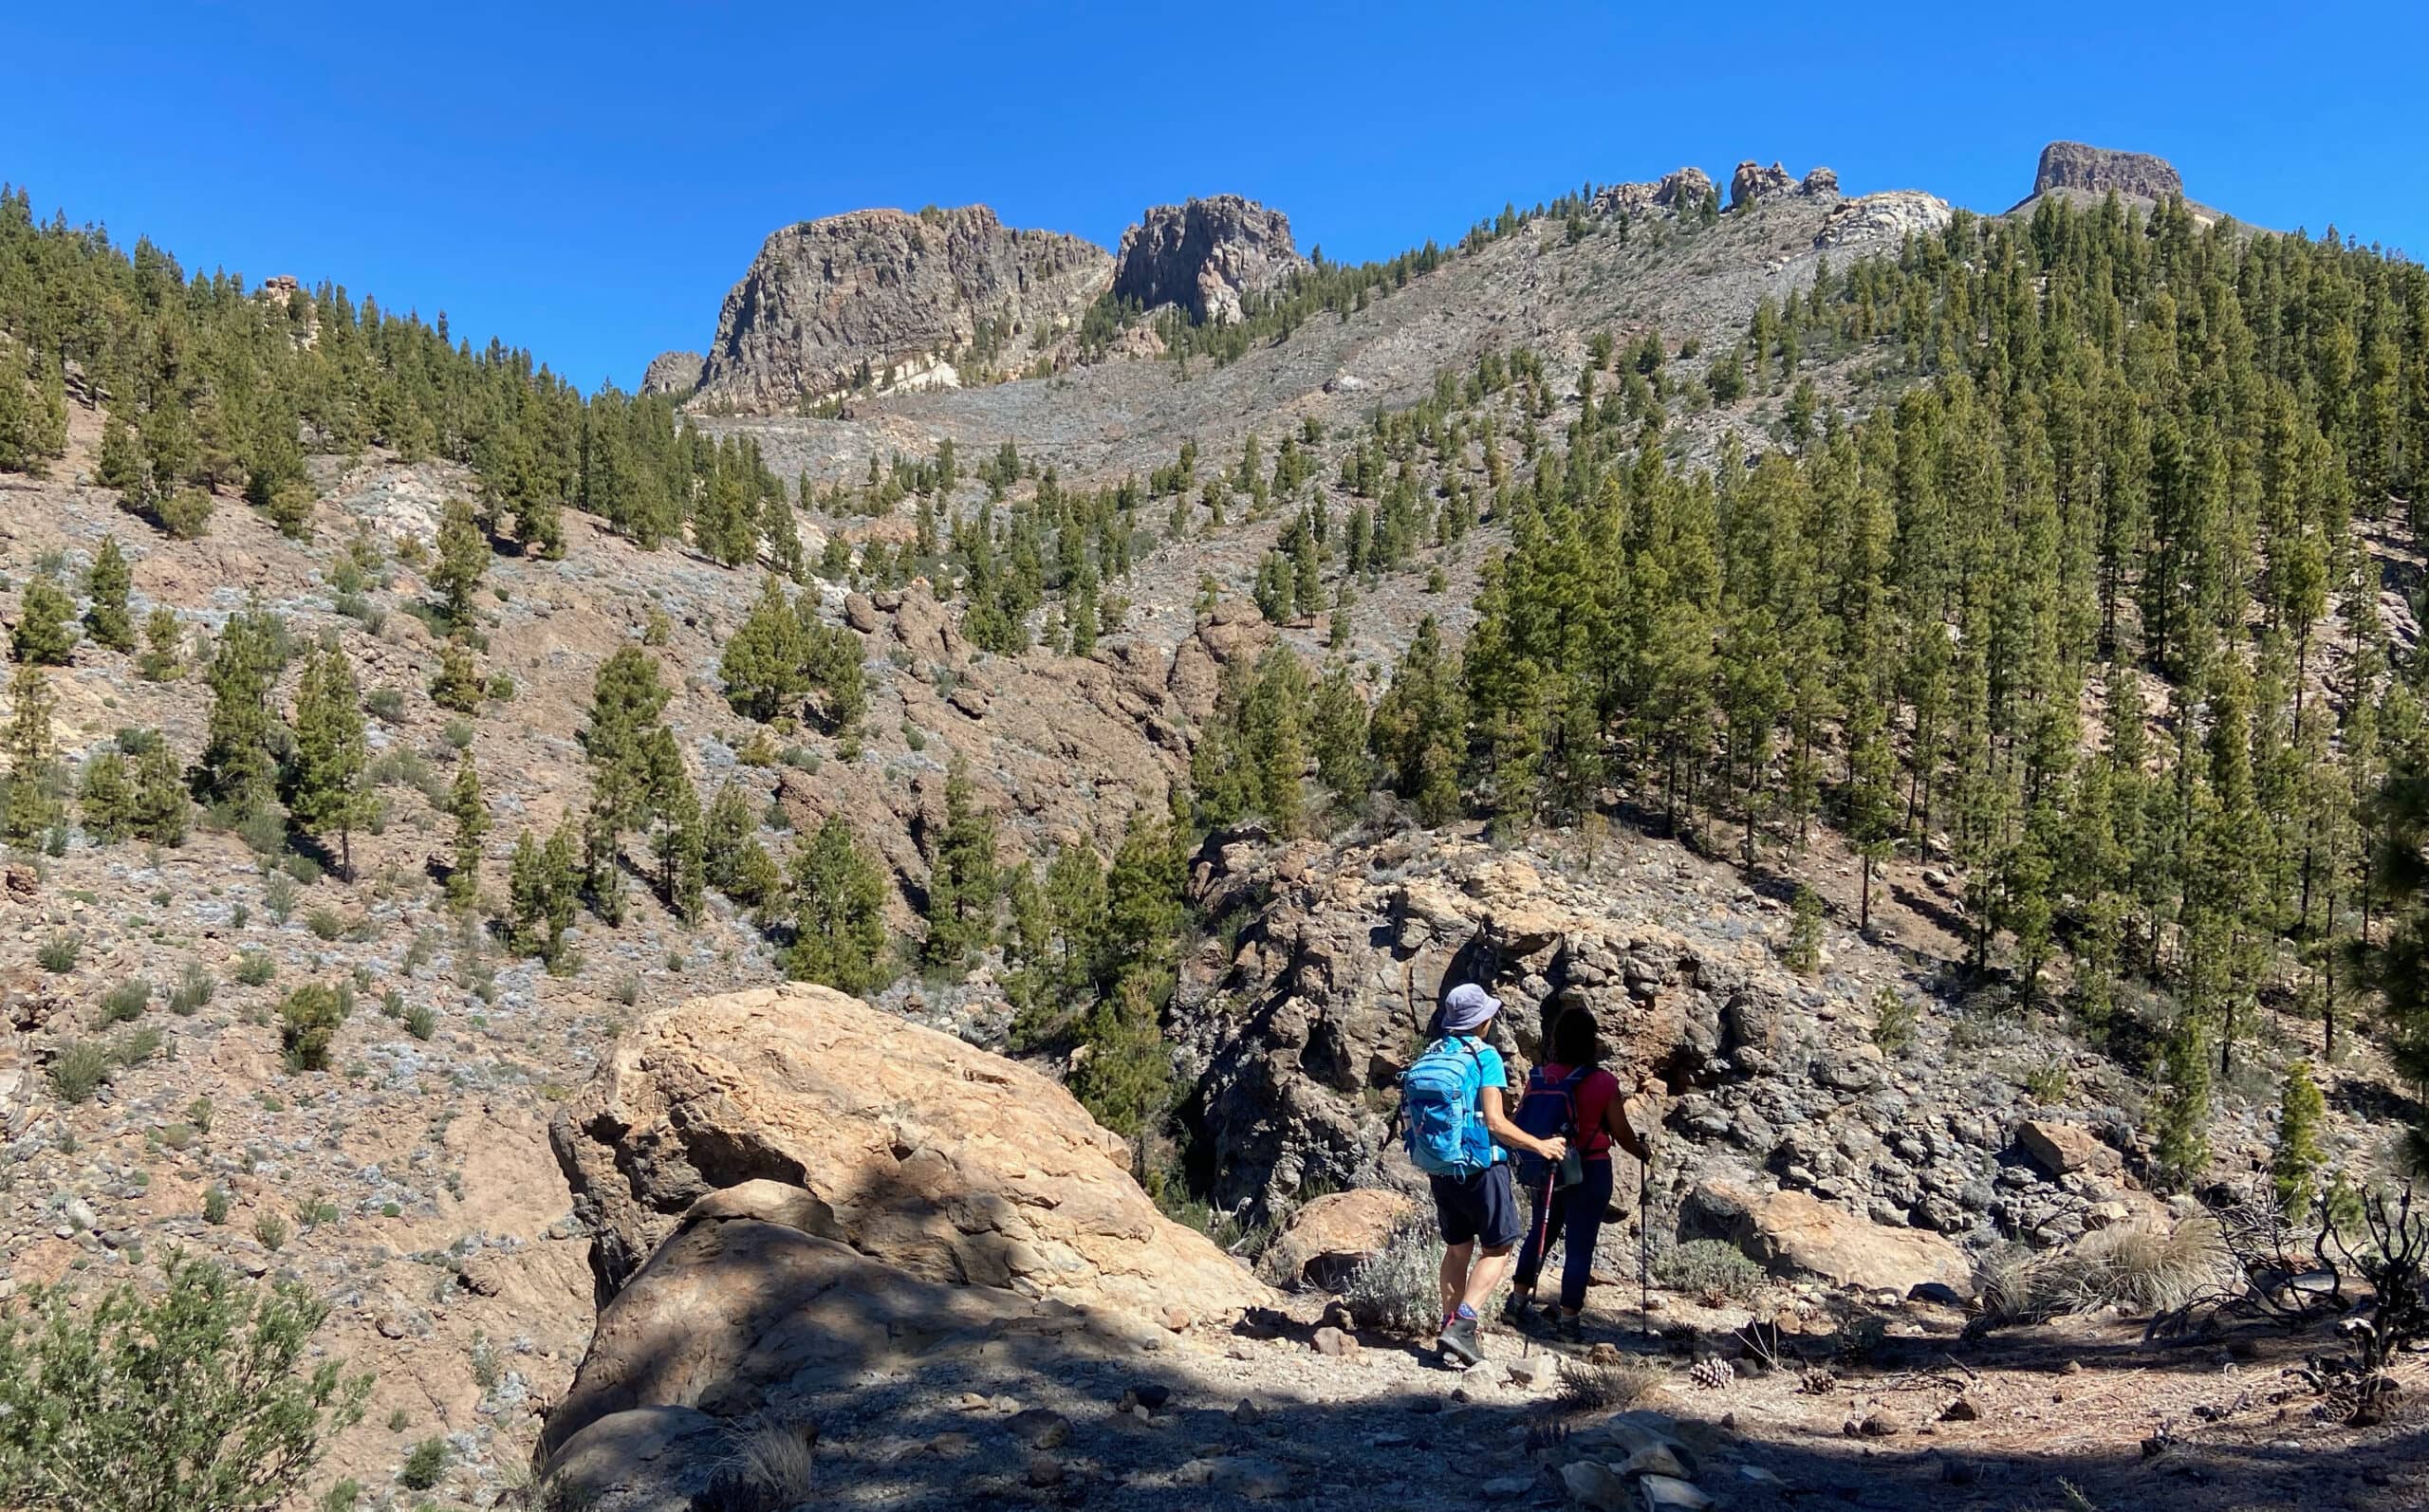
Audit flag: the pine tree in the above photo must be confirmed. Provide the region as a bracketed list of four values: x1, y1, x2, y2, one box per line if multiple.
[445, 750, 489, 910]
[128, 743, 190, 845]
[431, 497, 488, 626]
[79, 749, 136, 840]
[788, 812, 889, 994]
[923, 755, 999, 971]
[1045, 840, 1108, 996]
[1104, 801, 1182, 985]
[2153, 1015, 2213, 1191]
[288, 644, 369, 877]
[1066, 970, 1174, 1138]
[97, 411, 148, 501]
[652, 768, 707, 924]
[191, 604, 287, 820]
[84, 535, 134, 652]
[11, 575, 79, 665]
[2, 663, 62, 847]
[720, 575, 808, 722]
[1311, 661, 1372, 807]
[430, 636, 482, 712]
[2271, 1060, 2327, 1215]
[139, 607, 184, 681]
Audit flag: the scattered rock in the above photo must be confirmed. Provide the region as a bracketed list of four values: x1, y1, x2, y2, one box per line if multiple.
[1261, 1188, 1413, 1290]
[1682, 1180, 1974, 1297]
[1312, 1325, 1361, 1357]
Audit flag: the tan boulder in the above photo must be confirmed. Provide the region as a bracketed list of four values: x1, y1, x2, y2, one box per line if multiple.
[1259, 1189, 1413, 1290]
[551, 985, 1270, 1323]
[1684, 1179, 1973, 1298]
[2013, 1118, 2121, 1177]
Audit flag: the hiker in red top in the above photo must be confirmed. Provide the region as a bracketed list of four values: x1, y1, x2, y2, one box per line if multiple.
[1506, 1005, 1649, 1341]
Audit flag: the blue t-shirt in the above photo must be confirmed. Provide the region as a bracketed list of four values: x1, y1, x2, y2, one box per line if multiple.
[1445, 1035, 1509, 1167]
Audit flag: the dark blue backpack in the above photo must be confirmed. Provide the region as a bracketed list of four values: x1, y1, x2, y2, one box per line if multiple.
[1511, 1062, 1590, 1190]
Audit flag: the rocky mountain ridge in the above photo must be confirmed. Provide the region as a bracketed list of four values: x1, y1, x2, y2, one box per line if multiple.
[692, 205, 1111, 411]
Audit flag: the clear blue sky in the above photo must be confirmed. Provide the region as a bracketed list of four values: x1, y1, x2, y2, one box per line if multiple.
[6, 2, 2420, 392]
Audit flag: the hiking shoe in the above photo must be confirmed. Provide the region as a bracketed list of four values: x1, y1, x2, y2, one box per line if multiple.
[1500, 1293, 1536, 1330]
[1550, 1313, 1584, 1345]
[1437, 1312, 1485, 1368]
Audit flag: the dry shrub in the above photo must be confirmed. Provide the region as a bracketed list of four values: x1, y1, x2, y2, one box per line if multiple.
[1344, 1216, 1448, 1335]
[1558, 1355, 1665, 1411]
[1975, 1216, 2226, 1329]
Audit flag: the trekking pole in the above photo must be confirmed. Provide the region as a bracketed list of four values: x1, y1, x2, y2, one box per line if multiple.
[1638, 1137, 1652, 1343]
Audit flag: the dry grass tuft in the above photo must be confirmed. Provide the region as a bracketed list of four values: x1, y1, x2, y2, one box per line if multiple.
[1975, 1216, 2227, 1328]
[1556, 1355, 1666, 1411]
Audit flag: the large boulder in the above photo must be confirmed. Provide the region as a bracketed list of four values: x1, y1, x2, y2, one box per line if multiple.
[1681, 1179, 1973, 1298]
[1112, 195, 1306, 325]
[1259, 1189, 1414, 1290]
[1728, 160, 1795, 210]
[2012, 1119, 2122, 1178]
[551, 984, 1270, 1323]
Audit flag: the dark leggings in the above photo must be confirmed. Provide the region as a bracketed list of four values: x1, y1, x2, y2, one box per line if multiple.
[1514, 1158, 1615, 1313]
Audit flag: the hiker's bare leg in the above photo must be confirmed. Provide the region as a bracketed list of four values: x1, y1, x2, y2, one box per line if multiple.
[1438, 1240, 1473, 1320]
[1461, 1242, 1515, 1315]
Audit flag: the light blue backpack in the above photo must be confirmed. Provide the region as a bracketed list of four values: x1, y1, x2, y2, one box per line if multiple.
[1401, 1035, 1488, 1176]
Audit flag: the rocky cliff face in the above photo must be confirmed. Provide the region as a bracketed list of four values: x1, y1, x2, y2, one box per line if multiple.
[693, 206, 1111, 412]
[1111, 195, 1306, 325]
[636, 349, 703, 398]
[1592, 166, 1715, 218]
[2031, 141, 2184, 203]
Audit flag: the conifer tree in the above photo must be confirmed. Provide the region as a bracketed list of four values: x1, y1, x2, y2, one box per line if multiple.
[191, 604, 286, 819]
[79, 749, 135, 840]
[788, 812, 888, 994]
[2, 663, 61, 847]
[139, 607, 184, 681]
[2153, 1016, 2213, 1191]
[128, 742, 190, 845]
[96, 411, 147, 501]
[84, 536, 134, 652]
[445, 750, 488, 910]
[288, 644, 369, 876]
[430, 636, 482, 712]
[431, 497, 488, 626]
[923, 755, 999, 970]
[1045, 840, 1108, 996]
[11, 575, 78, 665]
[2271, 1060, 2327, 1215]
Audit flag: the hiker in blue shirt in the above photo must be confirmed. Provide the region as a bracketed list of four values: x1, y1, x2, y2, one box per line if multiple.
[1400, 982, 1567, 1368]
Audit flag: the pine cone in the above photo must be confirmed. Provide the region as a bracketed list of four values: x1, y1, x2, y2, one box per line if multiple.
[1690, 1356, 1735, 1391]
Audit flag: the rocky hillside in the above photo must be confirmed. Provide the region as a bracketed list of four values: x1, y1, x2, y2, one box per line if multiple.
[6, 137, 2428, 1512]
[690, 206, 1111, 411]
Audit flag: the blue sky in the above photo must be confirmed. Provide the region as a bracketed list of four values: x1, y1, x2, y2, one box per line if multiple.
[5, 2, 2421, 392]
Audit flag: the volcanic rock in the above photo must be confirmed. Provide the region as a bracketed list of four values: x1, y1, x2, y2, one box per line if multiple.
[1112, 195, 1306, 325]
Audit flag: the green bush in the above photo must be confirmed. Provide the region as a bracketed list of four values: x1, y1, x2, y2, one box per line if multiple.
[278, 984, 347, 1071]
[264, 872, 299, 926]
[99, 978, 150, 1023]
[1870, 986, 1919, 1054]
[46, 1042, 110, 1104]
[254, 1213, 288, 1251]
[169, 964, 217, 1015]
[202, 1187, 231, 1225]
[365, 688, 405, 722]
[0, 1250, 371, 1510]
[235, 950, 277, 987]
[304, 908, 345, 942]
[1654, 1239, 1769, 1302]
[403, 1005, 437, 1042]
[36, 933, 80, 973]
[399, 1437, 449, 1491]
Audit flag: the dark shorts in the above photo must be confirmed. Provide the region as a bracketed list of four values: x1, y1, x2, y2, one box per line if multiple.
[1429, 1162, 1523, 1249]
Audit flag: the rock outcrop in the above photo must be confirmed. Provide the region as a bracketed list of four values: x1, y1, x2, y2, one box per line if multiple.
[636, 349, 703, 398]
[1815, 190, 1955, 252]
[1112, 195, 1306, 325]
[1593, 167, 1715, 218]
[691, 206, 1110, 411]
[2031, 141, 2183, 204]
[1728, 160, 1795, 209]
[552, 984, 1268, 1320]
[1799, 166, 1840, 197]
